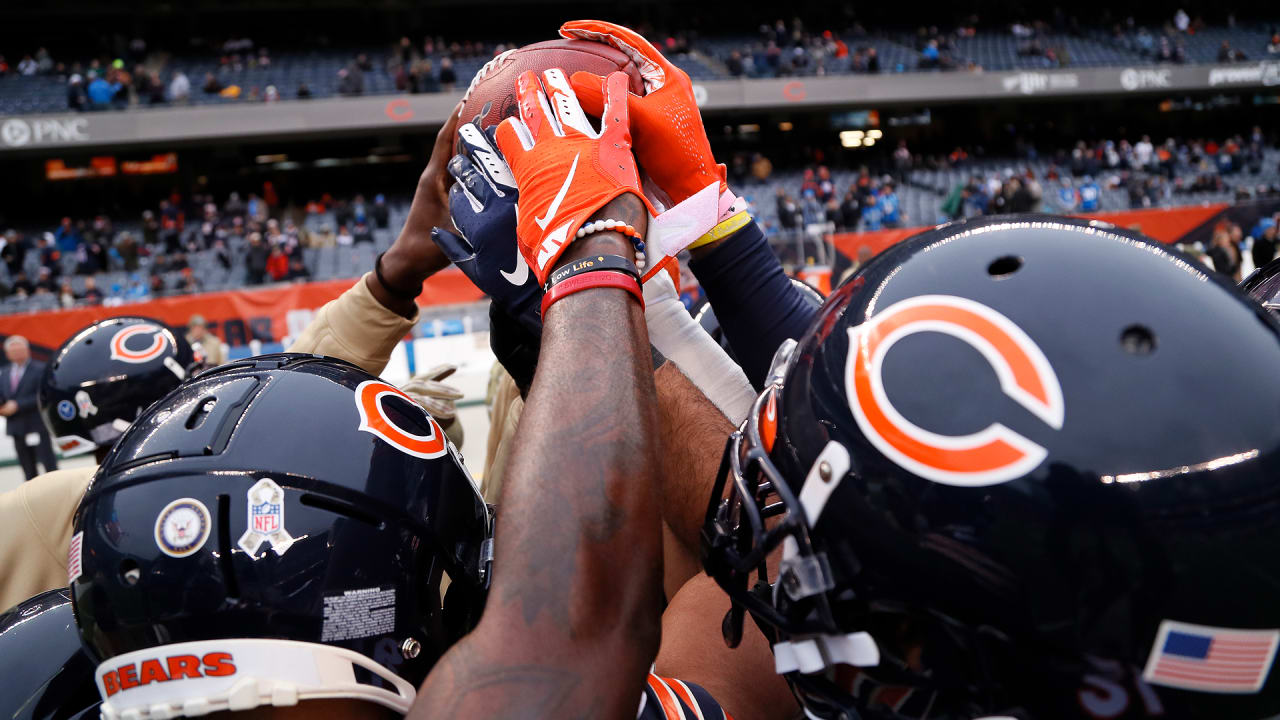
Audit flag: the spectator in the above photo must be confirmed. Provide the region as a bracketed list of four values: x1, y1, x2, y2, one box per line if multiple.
[245, 232, 269, 284]
[297, 82, 312, 99]
[1055, 178, 1080, 212]
[750, 153, 773, 183]
[81, 276, 103, 305]
[1208, 225, 1241, 280]
[184, 315, 226, 367]
[942, 180, 968, 221]
[67, 74, 87, 111]
[438, 57, 457, 91]
[776, 188, 801, 231]
[87, 72, 121, 110]
[53, 217, 80, 253]
[920, 40, 940, 69]
[337, 65, 364, 96]
[893, 140, 912, 181]
[1219, 41, 1235, 63]
[265, 245, 289, 282]
[353, 221, 373, 244]
[1268, 34, 1280, 56]
[287, 257, 311, 281]
[372, 194, 390, 229]
[335, 224, 354, 246]
[840, 191, 862, 229]
[866, 47, 880, 73]
[1, 233, 26, 277]
[159, 70, 187, 105]
[1078, 176, 1101, 211]
[35, 47, 52, 74]
[727, 50, 745, 76]
[10, 272, 32, 297]
[1174, 9, 1190, 33]
[0, 336, 58, 480]
[800, 189, 825, 226]
[57, 282, 76, 308]
[17, 55, 37, 76]
[202, 72, 223, 94]
[878, 183, 904, 228]
[1253, 224, 1278, 271]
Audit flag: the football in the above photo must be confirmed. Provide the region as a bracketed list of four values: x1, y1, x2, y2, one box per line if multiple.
[456, 38, 645, 153]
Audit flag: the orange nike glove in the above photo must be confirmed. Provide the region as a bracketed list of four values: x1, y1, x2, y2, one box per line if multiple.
[495, 68, 652, 285]
[560, 20, 729, 209]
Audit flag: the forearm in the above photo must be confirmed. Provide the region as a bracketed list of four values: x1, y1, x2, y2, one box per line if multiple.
[414, 230, 662, 718]
[689, 221, 819, 387]
[286, 273, 415, 376]
[655, 362, 735, 568]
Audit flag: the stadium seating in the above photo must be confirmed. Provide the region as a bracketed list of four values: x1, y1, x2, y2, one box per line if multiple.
[4, 21, 1278, 115]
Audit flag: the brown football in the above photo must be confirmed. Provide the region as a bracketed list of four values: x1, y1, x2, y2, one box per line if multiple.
[456, 38, 644, 153]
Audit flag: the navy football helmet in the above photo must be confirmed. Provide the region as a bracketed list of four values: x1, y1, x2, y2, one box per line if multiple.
[40, 316, 196, 457]
[71, 354, 491, 720]
[1242, 255, 1280, 315]
[702, 216, 1280, 719]
[0, 589, 99, 720]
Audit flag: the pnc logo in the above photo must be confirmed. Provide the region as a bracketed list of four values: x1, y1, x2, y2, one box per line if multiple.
[354, 380, 448, 459]
[110, 324, 170, 364]
[845, 295, 1064, 487]
[100, 652, 235, 697]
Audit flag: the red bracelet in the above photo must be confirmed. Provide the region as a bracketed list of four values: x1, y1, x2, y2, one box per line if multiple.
[541, 270, 644, 317]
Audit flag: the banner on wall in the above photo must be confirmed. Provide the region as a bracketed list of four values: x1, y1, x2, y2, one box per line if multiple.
[828, 205, 1232, 262]
[0, 270, 484, 355]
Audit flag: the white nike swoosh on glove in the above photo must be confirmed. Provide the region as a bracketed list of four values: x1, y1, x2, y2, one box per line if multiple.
[500, 255, 530, 286]
[535, 153, 579, 230]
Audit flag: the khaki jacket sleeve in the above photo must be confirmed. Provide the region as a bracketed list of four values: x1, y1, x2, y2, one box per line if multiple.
[0, 466, 95, 612]
[287, 273, 418, 376]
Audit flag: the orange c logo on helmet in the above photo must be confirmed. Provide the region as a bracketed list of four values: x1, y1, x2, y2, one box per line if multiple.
[354, 380, 448, 459]
[109, 324, 170, 364]
[846, 295, 1064, 487]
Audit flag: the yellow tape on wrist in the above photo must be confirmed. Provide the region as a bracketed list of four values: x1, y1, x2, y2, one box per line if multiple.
[687, 211, 752, 250]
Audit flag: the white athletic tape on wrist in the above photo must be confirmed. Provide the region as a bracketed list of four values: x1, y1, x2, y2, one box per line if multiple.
[643, 272, 755, 424]
[641, 181, 722, 281]
[95, 638, 416, 720]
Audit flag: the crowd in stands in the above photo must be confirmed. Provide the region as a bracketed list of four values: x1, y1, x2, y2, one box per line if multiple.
[0, 185, 398, 309]
[1109, 10, 1280, 64]
[4, 13, 1280, 115]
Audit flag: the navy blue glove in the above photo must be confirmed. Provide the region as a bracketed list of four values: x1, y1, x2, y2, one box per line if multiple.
[431, 121, 542, 333]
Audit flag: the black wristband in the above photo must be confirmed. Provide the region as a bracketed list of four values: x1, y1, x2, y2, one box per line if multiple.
[375, 251, 423, 301]
[544, 253, 640, 292]
[650, 344, 667, 371]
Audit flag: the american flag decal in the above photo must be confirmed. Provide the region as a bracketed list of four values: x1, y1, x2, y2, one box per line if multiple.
[1143, 620, 1280, 693]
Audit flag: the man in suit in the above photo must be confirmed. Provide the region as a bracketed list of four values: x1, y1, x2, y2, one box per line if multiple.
[0, 336, 57, 480]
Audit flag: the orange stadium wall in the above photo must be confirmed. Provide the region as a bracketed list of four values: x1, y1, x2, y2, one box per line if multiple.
[828, 205, 1230, 261]
[0, 269, 483, 355]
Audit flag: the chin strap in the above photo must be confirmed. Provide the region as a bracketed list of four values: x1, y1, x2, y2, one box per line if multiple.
[773, 632, 882, 675]
[95, 638, 416, 720]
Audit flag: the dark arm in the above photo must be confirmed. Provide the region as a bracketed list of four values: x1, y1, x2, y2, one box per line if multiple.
[650, 363, 799, 720]
[411, 194, 663, 719]
[654, 362, 735, 594]
[689, 221, 819, 387]
[366, 105, 462, 318]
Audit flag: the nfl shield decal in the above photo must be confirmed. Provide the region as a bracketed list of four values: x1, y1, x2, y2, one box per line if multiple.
[1143, 619, 1280, 693]
[237, 478, 295, 557]
[56, 399, 76, 421]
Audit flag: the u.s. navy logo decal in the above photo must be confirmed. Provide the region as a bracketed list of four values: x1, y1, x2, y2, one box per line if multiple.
[846, 294, 1064, 487]
[354, 380, 448, 459]
[110, 324, 170, 364]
